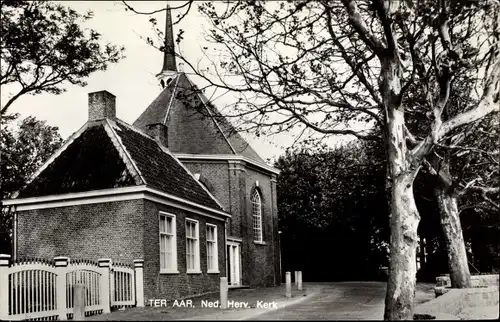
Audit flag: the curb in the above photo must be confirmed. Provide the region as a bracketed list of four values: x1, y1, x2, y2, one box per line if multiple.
[181, 288, 318, 321]
[240, 288, 318, 321]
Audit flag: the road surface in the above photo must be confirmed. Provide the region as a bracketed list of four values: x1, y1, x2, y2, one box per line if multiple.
[252, 282, 387, 320]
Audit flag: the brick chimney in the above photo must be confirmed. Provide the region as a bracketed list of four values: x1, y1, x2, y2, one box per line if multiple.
[88, 90, 116, 121]
[146, 123, 168, 147]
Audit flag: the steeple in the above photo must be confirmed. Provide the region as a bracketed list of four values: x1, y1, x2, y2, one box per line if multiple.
[157, 2, 178, 88]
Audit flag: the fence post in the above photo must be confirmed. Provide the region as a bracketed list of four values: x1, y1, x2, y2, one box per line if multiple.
[98, 259, 111, 314]
[294, 271, 298, 286]
[220, 277, 228, 309]
[133, 259, 144, 307]
[54, 256, 70, 321]
[0, 254, 11, 321]
[285, 271, 292, 298]
[297, 271, 303, 290]
[73, 283, 86, 321]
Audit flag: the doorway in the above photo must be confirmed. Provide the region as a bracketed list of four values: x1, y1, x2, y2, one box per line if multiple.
[226, 241, 241, 286]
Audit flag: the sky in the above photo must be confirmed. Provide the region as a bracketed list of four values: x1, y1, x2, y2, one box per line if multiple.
[2, 1, 318, 163]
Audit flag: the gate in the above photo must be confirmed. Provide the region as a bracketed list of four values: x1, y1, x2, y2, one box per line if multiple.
[66, 259, 107, 317]
[110, 262, 135, 307]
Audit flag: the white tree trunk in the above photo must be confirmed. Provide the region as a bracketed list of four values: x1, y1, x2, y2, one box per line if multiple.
[384, 174, 420, 320]
[381, 57, 421, 321]
[436, 189, 471, 288]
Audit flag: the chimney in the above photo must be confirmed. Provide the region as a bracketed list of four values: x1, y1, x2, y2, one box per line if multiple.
[88, 90, 116, 121]
[146, 123, 168, 147]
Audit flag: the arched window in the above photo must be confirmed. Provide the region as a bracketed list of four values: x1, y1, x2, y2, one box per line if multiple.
[251, 190, 263, 242]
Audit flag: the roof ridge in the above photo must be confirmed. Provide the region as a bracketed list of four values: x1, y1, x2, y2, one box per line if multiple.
[163, 73, 181, 124]
[11, 121, 92, 198]
[103, 119, 146, 185]
[111, 117, 156, 140]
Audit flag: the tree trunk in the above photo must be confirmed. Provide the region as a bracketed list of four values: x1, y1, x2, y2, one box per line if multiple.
[435, 188, 471, 288]
[432, 143, 471, 289]
[380, 54, 421, 320]
[384, 175, 420, 320]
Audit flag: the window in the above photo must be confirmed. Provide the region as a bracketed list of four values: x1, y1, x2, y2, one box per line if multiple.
[159, 212, 178, 273]
[186, 219, 200, 273]
[251, 190, 263, 242]
[206, 224, 219, 273]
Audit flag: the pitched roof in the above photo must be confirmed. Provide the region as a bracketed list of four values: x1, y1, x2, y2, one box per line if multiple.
[109, 119, 222, 210]
[15, 118, 225, 212]
[133, 73, 267, 164]
[17, 124, 138, 198]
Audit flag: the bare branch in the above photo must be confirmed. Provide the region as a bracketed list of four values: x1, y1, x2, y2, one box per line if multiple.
[340, 0, 386, 56]
[121, 0, 194, 24]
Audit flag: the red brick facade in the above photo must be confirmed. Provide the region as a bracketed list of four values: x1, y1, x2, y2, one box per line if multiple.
[17, 200, 144, 263]
[16, 198, 227, 303]
[180, 159, 281, 287]
[142, 199, 226, 301]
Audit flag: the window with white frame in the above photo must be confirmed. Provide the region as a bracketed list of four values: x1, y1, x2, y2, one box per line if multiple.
[251, 190, 263, 242]
[186, 219, 200, 273]
[206, 224, 219, 272]
[159, 212, 177, 273]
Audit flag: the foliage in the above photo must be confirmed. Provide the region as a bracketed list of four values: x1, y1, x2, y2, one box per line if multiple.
[275, 139, 390, 280]
[0, 114, 63, 254]
[0, 0, 125, 115]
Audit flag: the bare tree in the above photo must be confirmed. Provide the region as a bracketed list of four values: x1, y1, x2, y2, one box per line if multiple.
[126, 0, 500, 319]
[424, 112, 499, 288]
[402, 3, 500, 288]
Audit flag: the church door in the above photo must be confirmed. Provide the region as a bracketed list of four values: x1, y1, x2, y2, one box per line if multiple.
[226, 241, 241, 286]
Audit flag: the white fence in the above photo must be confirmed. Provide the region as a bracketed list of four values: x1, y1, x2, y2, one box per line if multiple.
[0, 254, 144, 321]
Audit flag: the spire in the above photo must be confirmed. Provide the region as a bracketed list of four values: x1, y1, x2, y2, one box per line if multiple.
[162, 3, 177, 72]
[157, 2, 178, 88]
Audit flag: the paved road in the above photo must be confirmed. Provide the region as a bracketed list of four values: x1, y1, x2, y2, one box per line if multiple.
[252, 282, 387, 320]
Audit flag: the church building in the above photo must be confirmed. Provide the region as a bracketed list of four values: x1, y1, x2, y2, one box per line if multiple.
[3, 4, 281, 302]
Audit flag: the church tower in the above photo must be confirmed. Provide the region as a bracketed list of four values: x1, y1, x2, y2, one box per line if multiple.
[134, 1, 281, 288]
[156, 3, 177, 88]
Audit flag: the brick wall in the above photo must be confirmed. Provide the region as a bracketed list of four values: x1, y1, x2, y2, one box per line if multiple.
[180, 160, 242, 237]
[241, 167, 279, 287]
[179, 158, 280, 288]
[142, 199, 226, 302]
[181, 161, 230, 210]
[16, 200, 144, 263]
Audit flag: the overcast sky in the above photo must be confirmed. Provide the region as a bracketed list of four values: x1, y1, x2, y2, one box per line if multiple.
[2, 1, 348, 163]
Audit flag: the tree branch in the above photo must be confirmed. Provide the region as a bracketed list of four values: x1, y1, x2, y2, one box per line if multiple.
[121, 0, 194, 24]
[411, 56, 500, 162]
[340, 0, 386, 56]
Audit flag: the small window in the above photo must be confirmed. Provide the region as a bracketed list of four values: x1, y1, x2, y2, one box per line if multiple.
[251, 190, 263, 242]
[206, 224, 219, 273]
[186, 219, 200, 273]
[159, 212, 178, 273]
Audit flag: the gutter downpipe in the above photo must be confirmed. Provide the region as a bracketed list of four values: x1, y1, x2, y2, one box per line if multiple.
[13, 205, 17, 261]
[224, 218, 228, 279]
